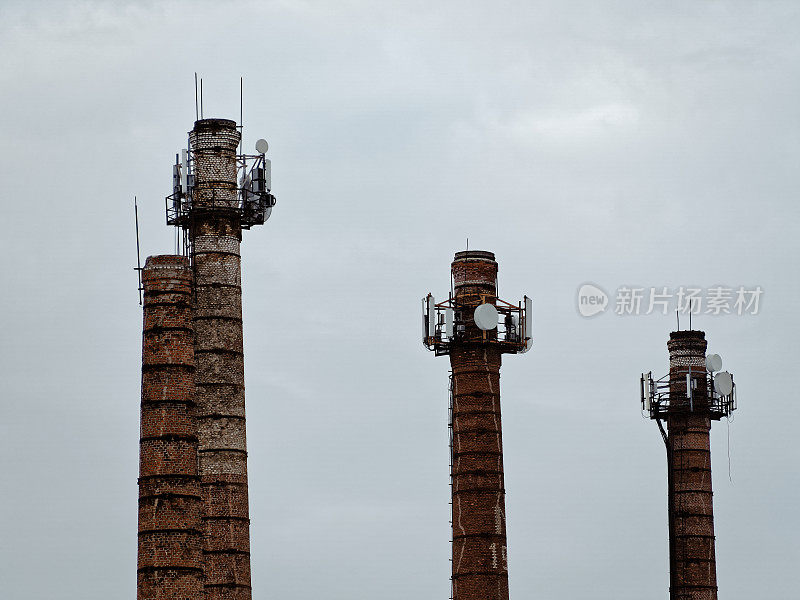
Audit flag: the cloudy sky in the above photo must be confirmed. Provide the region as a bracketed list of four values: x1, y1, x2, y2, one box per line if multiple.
[1, 1, 798, 598]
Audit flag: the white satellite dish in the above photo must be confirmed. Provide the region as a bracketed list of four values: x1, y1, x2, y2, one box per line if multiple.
[474, 303, 499, 330]
[715, 371, 733, 396]
[255, 138, 269, 154]
[706, 354, 722, 373]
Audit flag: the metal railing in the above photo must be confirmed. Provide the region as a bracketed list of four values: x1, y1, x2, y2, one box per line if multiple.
[641, 371, 736, 420]
[422, 294, 531, 356]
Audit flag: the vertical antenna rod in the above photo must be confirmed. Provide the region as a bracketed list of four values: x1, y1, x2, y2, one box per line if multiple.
[194, 73, 199, 121]
[134, 197, 142, 305]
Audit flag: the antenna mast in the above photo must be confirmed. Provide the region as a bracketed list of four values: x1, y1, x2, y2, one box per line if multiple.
[239, 76, 244, 155]
[134, 197, 143, 305]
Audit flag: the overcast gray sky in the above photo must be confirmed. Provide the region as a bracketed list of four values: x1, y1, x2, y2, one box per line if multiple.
[1, 1, 799, 598]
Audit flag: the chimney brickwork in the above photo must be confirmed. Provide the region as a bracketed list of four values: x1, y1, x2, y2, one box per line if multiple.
[138, 255, 204, 600]
[189, 118, 252, 600]
[667, 330, 718, 600]
[449, 251, 510, 600]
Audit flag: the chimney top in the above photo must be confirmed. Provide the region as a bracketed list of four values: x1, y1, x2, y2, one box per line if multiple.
[453, 250, 496, 263]
[669, 330, 706, 341]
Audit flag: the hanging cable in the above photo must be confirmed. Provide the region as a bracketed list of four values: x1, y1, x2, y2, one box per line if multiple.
[727, 417, 733, 483]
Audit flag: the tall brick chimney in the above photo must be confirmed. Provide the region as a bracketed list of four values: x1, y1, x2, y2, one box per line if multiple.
[450, 251, 509, 600]
[188, 118, 252, 600]
[666, 330, 717, 600]
[141, 115, 275, 598]
[424, 250, 531, 600]
[138, 255, 203, 600]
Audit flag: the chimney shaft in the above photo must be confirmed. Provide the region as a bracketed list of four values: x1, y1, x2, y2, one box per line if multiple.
[138, 255, 203, 600]
[666, 330, 718, 600]
[449, 251, 509, 600]
[189, 118, 252, 600]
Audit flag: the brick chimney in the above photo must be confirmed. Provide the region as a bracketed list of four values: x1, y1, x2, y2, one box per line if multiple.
[189, 118, 252, 600]
[138, 255, 203, 600]
[666, 330, 718, 600]
[449, 251, 509, 600]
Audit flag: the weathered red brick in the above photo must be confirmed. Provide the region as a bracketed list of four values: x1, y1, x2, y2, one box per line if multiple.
[138, 255, 203, 600]
[667, 330, 718, 599]
[449, 251, 509, 600]
[189, 119, 252, 599]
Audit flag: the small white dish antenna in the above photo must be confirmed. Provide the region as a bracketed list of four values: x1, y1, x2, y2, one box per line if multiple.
[255, 138, 269, 154]
[474, 303, 499, 331]
[714, 371, 733, 396]
[706, 354, 722, 373]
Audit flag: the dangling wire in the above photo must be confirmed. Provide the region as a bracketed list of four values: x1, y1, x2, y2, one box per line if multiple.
[727, 417, 733, 483]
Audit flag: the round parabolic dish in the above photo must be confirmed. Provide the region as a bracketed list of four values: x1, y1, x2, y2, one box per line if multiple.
[706, 353, 722, 372]
[715, 371, 733, 396]
[473, 303, 499, 330]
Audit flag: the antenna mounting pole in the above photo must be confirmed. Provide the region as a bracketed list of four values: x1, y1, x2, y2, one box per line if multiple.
[134, 196, 143, 305]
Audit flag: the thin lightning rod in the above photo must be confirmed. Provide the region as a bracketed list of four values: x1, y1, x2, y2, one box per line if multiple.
[194, 73, 199, 121]
[134, 196, 143, 306]
[200, 78, 203, 119]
